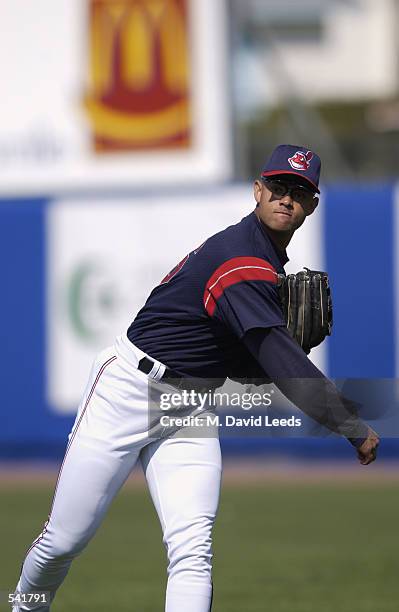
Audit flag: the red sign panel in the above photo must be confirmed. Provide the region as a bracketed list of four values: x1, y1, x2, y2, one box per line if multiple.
[84, 0, 191, 152]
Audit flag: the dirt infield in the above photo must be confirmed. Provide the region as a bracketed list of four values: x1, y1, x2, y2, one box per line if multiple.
[1, 459, 398, 487]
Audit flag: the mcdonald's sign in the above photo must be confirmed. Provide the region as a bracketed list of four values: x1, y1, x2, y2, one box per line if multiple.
[83, 0, 192, 152]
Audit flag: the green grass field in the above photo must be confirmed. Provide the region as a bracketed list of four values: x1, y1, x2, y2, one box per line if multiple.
[1, 477, 399, 611]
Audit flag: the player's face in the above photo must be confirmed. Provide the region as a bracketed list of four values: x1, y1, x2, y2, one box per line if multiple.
[254, 177, 318, 233]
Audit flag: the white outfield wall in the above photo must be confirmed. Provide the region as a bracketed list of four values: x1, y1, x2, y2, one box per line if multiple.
[46, 185, 325, 414]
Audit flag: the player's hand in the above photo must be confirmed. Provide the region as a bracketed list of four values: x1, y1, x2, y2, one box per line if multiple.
[357, 427, 380, 465]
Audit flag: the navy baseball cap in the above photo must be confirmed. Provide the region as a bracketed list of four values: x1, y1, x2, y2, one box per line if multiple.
[261, 144, 321, 193]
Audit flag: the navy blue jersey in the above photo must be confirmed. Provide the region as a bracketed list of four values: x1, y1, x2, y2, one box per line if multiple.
[127, 211, 287, 379]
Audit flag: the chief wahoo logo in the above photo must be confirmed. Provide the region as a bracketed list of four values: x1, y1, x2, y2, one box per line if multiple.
[288, 150, 313, 171]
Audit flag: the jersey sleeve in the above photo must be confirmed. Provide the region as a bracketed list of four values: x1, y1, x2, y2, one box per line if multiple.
[243, 326, 370, 447]
[203, 256, 285, 338]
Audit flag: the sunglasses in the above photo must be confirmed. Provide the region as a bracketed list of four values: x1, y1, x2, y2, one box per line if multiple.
[262, 179, 317, 207]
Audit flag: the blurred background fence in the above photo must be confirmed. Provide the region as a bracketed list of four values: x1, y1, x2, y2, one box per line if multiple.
[1, 0, 398, 461]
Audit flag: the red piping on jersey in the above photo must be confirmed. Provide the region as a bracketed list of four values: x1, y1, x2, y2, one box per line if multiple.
[203, 256, 278, 316]
[22, 355, 117, 562]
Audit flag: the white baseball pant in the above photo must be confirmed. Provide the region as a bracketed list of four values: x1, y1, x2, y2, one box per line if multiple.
[13, 334, 222, 611]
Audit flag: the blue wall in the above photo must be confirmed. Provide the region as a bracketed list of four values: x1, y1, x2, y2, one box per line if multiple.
[1, 198, 73, 459]
[0, 187, 397, 460]
[325, 183, 395, 378]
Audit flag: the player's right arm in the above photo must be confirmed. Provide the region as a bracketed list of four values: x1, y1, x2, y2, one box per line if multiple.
[204, 256, 379, 465]
[242, 326, 379, 465]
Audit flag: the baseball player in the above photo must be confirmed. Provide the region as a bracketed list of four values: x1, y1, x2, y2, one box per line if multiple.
[12, 145, 379, 612]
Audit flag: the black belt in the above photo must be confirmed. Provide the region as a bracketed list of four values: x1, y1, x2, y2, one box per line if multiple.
[137, 357, 215, 392]
[138, 356, 180, 383]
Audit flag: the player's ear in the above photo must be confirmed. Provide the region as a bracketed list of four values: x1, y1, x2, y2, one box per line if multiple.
[254, 180, 262, 205]
[307, 196, 319, 215]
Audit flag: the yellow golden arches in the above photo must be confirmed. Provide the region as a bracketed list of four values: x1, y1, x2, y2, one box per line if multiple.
[90, 6, 112, 96]
[121, 0, 188, 93]
[122, 5, 153, 90]
[90, 2, 128, 96]
[89, 0, 189, 95]
[84, 0, 191, 150]
[159, 0, 188, 93]
[146, 0, 167, 23]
